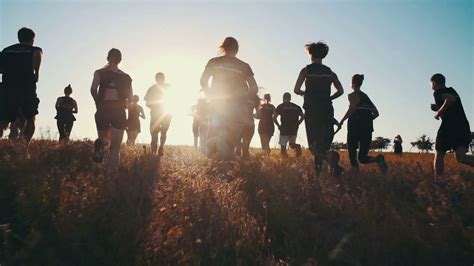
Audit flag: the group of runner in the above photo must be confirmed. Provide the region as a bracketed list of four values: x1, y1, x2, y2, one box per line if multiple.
[1, 27, 473, 179]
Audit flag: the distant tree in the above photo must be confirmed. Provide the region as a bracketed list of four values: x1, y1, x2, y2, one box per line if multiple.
[410, 135, 434, 153]
[331, 142, 347, 151]
[370, 137, 391, 152]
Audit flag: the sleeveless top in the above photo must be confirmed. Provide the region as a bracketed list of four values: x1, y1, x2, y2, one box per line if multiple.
[303, 63, 336, 110]
[96, 68, 132, 105]
[55, 96, 77, 122]
[348, 91, 376, 132]
[1, 43, 42, 86]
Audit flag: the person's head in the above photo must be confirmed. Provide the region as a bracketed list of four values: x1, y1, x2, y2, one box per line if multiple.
[305, 41, 329, 60]
[283, 92, 291, 102]
[107, 48, 122, 66]
[220, 37, 239, 56]
[352, 74, 364, 89]
[263, 93, 271, 103]
[132, 95, 139, 103]
[155, 72, 165, 84]
[18, 27, 35, 45]
[430, 73, 446, 91]
[64, 84, 72, 96]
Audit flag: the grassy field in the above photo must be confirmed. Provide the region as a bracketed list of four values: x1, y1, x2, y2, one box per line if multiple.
[0, 140, 473, 265]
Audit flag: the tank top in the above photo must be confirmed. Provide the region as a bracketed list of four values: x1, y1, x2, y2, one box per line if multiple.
[348, 91, 375, 132]
[97, 68, 132, 105]
[1, 43, 42, 86]
[304, 63, 335, 109]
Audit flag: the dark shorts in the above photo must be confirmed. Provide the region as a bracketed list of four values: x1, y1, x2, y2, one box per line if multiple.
[150, 113, 172, 134]
[0, 84, 39, 122]
[95, 104, 127, 130]
[435, 124, 471, 152]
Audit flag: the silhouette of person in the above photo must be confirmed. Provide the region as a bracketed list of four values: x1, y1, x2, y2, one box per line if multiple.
[126, 95, 145, 146]
[55, 84, 78, 142]
[90, 48, 133, 174]
[430, 73, 474, 180]
[273, 92, 304, 158]
[236, 93, 260, 157]
[394, 135, 403, 155]
[144, 72, 172, 156]
[293, 42, 344, 176]
[192, 97, 209, 153]
[0, 27, 42, 156]
[258, 93, 275, 155]
[200, 37, 258, 161]
[339, 74, 388, 173]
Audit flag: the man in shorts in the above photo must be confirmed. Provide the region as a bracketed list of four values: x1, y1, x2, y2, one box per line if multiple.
[0, 27, 42, 155]
[273, 92, 304, 157]
[144, 72, 172, 156]
[430, 73, 474, 180]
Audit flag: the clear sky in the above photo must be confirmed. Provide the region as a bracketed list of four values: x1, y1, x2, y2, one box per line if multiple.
[1, 0, 472, 150]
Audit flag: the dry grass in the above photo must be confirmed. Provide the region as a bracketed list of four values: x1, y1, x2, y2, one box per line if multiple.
[0, 140, 473, 265]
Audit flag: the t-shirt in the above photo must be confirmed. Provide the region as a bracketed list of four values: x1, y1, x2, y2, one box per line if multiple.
[144, 84, 166, 116]
[275, 102, 303, 136]
[303, 63, 337, 110]
[203, 56, 254, 103]
[55, 96, 77, 122]
[259, 103, 276, 128]
[433, 87, 470, 131]
[1, 43, 42, 87]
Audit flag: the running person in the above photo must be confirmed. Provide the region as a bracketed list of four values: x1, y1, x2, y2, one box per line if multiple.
[273, 93, 304, 158]
[90, 48, 133, 174]
[258, 93, 276, 155]
[126, 95, 145, 146]
[192, 97, 210, 153]
[0, 27, 42, 155]
[293, 42, 344, 176]
[338, 74, 388, 173]
[200, 37, 258, 160]
[394, 135, 403, 155]
[144, 72, 172, 156]
[430, 73, 474, 180]
[55, 84, 78, 142]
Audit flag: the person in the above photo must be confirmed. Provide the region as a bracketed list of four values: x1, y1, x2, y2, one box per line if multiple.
[55, 84, 78, 142]
[273, 92, 304, 157]
[126, 95, 145, 146]
[192, 97, 209, 151]
[90, 48, 133, 174]
[293, 42, 343, 176]
[258, 93, 276, 155]
[144, 72, 172, 156]
[338, 74, 388, 173]
[430, 73, 474, 180]
[236, 93, 260, 157]
[394, 135, 403, 155]
[200, 37, 258, 161]
[0, 27, 42, 155]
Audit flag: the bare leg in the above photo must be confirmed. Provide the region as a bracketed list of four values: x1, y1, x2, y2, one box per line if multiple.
[434, 150, 446, 181]
[454, 146, 474, 167]
[107, 127, 124, 174]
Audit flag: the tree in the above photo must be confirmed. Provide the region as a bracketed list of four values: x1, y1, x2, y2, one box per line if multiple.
[410, 135, 434, 153]
[370, 137, 391, 152]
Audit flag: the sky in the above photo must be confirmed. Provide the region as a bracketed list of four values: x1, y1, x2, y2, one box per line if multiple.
[0, 0, 472, 151]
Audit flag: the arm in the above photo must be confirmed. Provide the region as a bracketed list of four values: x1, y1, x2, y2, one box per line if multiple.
[140, 106, 146, 119]
[246, 75, 258, 96]
[33, 49, 42, 82]
[330, 73, 344, 100]
[293, 68, 307, 96]
[200, 66, 212, 93]
[273, 110, 281, 129]
[298, 110, 305, 125]
[73, 99, 78, 113]
[90, 70, 101, 104]
[434, 94, 456, 120]
[339, 94, 358, 126]
[55, 98, 60, 110]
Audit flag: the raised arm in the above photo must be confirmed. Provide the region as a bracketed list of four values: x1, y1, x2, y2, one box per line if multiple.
[330, 72, 344, 100]
[90, 70, 101, 103]
[33, 49, 42, 82]
[434, 93, 455, 120]
[294, 67, 307, 96]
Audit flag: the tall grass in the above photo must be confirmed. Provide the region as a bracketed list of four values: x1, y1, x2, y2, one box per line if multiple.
[0, 140, 473, 265]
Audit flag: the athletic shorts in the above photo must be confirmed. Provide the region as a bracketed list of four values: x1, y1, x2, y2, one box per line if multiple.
[435, 123, 471, 152]
[0, 84, 39, 122]
[150, 113, 172, 134]
[95, 104, 127, 130]
[279, 135, 297, 147]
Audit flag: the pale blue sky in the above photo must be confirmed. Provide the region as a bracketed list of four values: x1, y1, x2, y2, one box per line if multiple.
[1, 0, 472, 150]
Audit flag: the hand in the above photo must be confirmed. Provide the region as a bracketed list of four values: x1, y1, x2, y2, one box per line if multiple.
[295, 90, 305, 96]
[434, 112, 441, 120]
[431, 104, 439, 112]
